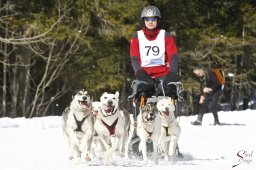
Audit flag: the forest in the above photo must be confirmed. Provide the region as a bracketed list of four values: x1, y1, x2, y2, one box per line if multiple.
[0, 0, 256, 118]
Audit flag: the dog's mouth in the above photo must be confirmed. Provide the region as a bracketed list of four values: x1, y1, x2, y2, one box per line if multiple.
[146, 114, 155, 122]
[103, 105, 115, 115]
[147, 117, 155, 122]
[79, 100, 89, 109]
[163, 111, 169, 116]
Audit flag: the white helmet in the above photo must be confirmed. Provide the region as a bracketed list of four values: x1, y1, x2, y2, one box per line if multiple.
[141, 6, 161, 20]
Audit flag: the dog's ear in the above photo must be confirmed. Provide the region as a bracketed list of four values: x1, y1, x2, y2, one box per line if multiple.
[100, 92, 107, 100]
[152, 102, 157, 107]
[72, 90, 78, 99]
[156, 101, 160, 109]
[115, 91, 119, 98]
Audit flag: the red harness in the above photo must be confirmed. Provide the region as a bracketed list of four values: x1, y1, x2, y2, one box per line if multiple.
[101, 118, 118, 136]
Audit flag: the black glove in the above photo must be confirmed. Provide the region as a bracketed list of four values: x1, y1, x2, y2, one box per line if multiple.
[163, 72, 180, 100]
[165, 84, 178, 100]
[136, 70, 154, 84]
[135, 83, 155, 99]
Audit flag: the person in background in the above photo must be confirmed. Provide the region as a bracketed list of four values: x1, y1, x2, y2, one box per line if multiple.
[191, 65, 224, 126]
[129, 5, 180, 102]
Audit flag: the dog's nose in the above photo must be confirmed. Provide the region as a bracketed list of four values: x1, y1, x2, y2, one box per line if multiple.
[108, 100, 113, 105]
[82, 96, 87, 101]
[165, 107, 169, 111]
[150, 112, 154, 117]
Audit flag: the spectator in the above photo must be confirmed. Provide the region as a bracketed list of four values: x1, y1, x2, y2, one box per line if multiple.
[191, 65, 224, 125]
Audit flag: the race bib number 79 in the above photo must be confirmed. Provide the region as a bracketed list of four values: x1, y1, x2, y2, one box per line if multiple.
[145, 46, 160, 56]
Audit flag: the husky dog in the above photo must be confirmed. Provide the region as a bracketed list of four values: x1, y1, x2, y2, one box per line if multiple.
[137, 103, 161, 165]
[93, 91, 132, 164]
[62, 89, 94, 161]
[157, 97, 181, 161]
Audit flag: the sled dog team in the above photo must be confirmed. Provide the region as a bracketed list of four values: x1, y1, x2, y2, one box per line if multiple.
[62, 89, 181, 165]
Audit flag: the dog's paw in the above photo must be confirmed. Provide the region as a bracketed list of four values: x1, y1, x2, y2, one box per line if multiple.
[157, 145, 164, 154]
[84, 155, 92, 161]
[168, 155, 177, 163]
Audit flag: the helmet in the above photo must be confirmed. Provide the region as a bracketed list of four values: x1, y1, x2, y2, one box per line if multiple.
[141, 6, 161, 20]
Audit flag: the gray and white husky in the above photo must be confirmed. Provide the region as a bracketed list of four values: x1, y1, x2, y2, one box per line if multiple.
[62, 89, 94, 162]
[137, 102, 161, 165]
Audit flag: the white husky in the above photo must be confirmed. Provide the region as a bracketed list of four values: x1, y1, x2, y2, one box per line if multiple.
[137, 103, 161, 165]
[93, 91, 132, 164]
[62, 89, 94, 162]
[157, 97, 181, 161]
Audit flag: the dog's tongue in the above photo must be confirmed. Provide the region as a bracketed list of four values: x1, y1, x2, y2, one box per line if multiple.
[105, 106, 113, 114]
[162, 111, 169, 120]
[79, 101, 88, 108]
[163, 111, 169, 116]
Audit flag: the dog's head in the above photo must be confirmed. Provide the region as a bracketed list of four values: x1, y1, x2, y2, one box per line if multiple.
[100, 91, 119, 116]
[71, 89, 91, 111]
[156, 97, 175, 121]
[91, 101, 101, 117]
[140, 103, 158, 124]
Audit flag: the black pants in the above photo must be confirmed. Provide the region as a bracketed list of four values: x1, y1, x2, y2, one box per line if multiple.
[198, 89, 223, 120]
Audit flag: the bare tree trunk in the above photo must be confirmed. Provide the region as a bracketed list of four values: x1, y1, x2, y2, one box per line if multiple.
[2, 36, 7, 117]
[23, 60, 30, 117]
[17, 46, 31, 117]
[1, 0, 8, 117]
[9, 55, 19, 118]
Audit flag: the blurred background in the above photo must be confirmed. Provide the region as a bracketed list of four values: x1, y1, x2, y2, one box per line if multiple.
[0, 0, 255, 118]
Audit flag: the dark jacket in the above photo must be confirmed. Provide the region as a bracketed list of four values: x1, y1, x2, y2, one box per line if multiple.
[200, 70, 222, 97]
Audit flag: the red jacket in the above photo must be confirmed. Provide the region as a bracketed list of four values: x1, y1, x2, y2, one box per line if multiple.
[130, 26, 178, 79]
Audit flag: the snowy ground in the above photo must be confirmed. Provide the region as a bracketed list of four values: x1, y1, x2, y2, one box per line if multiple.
[0, 110, 255, 170]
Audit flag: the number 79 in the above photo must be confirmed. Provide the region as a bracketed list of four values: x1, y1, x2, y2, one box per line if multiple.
[145, 46, 159, 56]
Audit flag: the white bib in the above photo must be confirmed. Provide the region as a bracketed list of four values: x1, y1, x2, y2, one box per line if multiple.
[138, 29, 165, 67]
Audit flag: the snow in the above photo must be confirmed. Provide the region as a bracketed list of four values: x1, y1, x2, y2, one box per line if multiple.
[0, 110, 255, 170]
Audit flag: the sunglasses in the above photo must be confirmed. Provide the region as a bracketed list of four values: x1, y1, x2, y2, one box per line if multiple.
[144, 17, 157, 22]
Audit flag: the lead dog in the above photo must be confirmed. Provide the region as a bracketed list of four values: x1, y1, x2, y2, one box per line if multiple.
[62, 89, 94, 162]
[93, 91, 132, 164]
[137, 102, 161, 165]
[157, 97, 181, 161]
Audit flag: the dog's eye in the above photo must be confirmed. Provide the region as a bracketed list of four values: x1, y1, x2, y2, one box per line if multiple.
[78, 93, 82, 96]
[104, 97, 107, 99]
[113, 97, 116, 100]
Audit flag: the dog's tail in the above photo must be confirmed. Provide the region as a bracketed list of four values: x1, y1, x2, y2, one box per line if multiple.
[62, 107, 70, 138]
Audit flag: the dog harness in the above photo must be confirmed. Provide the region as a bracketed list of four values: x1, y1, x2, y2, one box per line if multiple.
[73, 114, 89, 132]
[145, 129, 153, 138]
[163, 126, 170, 136]
[101, 118, 118, 136]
